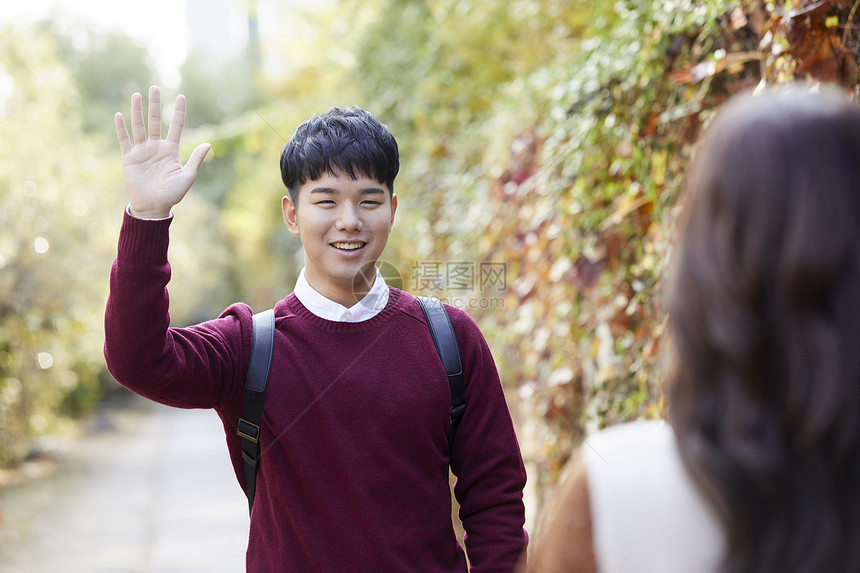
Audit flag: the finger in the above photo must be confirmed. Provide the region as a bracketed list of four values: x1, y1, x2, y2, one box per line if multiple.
[130, 92, 146, 144]
[184, 143, 211, 174]
[147, 85, 162, 140]
[166, 94, 187, 144]
[115, 112, 132, 155]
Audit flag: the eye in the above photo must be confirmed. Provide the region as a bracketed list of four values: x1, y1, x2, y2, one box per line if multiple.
[315, 199, 336, 206]
[361, 200, 382, 206]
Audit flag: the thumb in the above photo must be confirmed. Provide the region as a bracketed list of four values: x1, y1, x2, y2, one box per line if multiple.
[184, 142, 211, 174]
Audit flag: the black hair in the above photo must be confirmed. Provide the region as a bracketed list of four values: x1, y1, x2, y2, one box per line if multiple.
[279, 106, 399, 206]
[667, 86, 860, 572]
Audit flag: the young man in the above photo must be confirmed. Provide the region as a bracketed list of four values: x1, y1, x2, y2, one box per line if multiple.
[105, 86, 527, 571]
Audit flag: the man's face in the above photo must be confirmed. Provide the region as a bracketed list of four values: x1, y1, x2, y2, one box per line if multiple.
[282, 171, 397, 307]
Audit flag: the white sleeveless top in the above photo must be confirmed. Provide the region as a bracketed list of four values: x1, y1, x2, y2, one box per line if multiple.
[582, 421, 725, 573]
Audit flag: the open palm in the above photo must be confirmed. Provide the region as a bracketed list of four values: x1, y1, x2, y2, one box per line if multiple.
[115, 86, 210, 219]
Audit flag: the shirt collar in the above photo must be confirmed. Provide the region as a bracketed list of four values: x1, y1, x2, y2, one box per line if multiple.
[293, 268, 389, 322]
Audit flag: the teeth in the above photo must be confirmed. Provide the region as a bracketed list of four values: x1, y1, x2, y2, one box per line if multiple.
[332, 242, 365, 251]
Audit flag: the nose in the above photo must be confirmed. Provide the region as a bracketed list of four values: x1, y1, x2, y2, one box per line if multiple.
[335, 204, 363, 232]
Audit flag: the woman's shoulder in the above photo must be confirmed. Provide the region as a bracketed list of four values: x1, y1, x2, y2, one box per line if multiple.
[584, 420, 672, 457]
[583, 420, 724, 573]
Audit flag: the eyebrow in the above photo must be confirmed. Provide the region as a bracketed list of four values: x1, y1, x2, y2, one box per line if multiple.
[309, 187, 387, 195]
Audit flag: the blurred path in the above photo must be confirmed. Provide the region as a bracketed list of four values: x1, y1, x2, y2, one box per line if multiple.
[0, 396, 249, 573]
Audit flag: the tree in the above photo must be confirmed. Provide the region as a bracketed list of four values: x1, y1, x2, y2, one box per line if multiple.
[178, 50, 264, 128]
[0, 23, 125, 465]
[53, 24, 157, 133]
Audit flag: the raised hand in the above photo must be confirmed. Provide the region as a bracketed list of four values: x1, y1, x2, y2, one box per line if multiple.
[115, 86, 210, 219]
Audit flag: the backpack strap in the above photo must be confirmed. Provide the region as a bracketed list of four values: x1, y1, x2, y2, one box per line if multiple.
[417, 296, 467, 455]
[236, 308, 275, 514]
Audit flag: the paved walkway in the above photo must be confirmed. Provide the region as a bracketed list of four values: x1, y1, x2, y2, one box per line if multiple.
[0, 396, 249, 573]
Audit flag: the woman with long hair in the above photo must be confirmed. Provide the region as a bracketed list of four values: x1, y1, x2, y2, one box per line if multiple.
[522, 86, 860, 572]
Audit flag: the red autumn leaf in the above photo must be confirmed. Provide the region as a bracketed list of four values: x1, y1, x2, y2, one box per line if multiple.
[788, 25, 858, 82]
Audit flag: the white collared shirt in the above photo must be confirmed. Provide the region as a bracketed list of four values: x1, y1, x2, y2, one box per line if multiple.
[293, 268, 389, 322]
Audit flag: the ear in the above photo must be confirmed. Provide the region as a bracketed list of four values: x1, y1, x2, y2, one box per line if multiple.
[389, 193, 398, 228]
[282, 195, 300, 235]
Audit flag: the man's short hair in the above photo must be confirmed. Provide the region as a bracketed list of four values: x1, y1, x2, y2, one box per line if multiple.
[279, 106, 399, 206]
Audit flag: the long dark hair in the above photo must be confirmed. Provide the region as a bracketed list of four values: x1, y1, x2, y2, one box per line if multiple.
[666, 86, 860, 572]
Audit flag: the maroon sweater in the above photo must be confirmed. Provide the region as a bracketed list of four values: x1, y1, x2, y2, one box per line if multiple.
[104, 212, 527, 572]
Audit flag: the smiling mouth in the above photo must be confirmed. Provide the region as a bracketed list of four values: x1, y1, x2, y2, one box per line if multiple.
[331, 241, 367, 251]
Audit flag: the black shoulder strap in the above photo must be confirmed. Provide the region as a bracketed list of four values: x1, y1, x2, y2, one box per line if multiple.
[237, 308, 275, 514]
[417, 296, 467, 456]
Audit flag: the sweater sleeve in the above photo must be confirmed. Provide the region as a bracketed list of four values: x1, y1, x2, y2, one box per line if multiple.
[103, 210, 252, 409]
[447, 307, 528, 571]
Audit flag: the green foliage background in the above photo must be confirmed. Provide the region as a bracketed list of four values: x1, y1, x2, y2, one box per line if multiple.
[2, 0, 858, 516]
